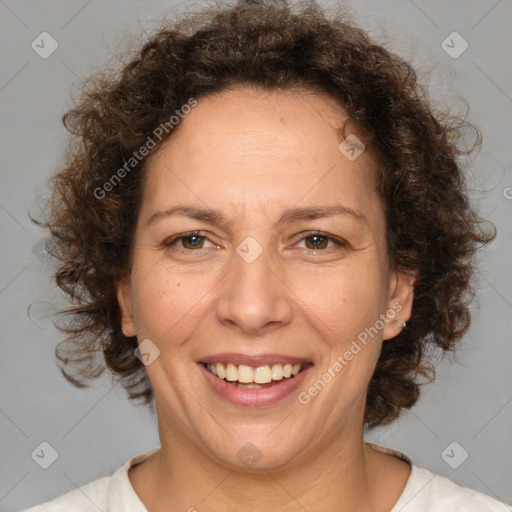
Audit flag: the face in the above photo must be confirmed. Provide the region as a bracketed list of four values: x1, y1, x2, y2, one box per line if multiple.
[117, 86, 414, 470]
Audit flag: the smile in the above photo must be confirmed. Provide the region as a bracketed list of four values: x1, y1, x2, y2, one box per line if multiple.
[198, 355, 314, 406]
[203, 362, 312, 388]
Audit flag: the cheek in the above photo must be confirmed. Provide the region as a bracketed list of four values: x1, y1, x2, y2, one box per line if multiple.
[130, 258, 216, 343]
[298, 262, 388, 346]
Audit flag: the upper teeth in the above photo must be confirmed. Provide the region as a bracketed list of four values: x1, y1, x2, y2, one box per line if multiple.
[206, 363, 303, 383]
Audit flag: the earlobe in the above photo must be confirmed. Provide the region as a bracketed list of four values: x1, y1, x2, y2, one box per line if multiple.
[382, 271, 416, 341]
[116, 276, 136, 337]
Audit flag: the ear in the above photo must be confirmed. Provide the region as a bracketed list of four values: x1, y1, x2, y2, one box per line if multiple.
[382, 270, 416, 341]
[116, 276, 137, 338]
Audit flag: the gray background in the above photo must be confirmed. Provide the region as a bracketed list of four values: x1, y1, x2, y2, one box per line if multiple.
[1, 0, 511, 510]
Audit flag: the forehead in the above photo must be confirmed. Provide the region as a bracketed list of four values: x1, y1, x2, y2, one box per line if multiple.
[141, 87, 381, 222]
[156, 87, 361, 164]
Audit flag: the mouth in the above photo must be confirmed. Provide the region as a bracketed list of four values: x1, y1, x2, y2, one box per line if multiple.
[202, 361, 313, 389]
[197, 355, 314, 407]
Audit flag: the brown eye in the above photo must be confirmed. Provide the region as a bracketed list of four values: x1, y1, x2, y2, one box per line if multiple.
[304, 233, 330, 250]
[296, 232, 346, 251]
[180, 233, 205, 249]
[164, 231, 214, 251]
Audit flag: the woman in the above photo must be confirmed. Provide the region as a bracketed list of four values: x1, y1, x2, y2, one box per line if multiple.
[27, 1, 509, 510]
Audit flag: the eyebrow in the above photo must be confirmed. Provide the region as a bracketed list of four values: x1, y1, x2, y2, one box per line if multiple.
[145, 204, 366, 230]
[277, 205, 366, 225]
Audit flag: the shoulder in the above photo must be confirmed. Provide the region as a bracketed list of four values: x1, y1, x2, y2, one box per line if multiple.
[23, 476, 110, 511]
[396, 465, 511, 511]
[366, 442, 511, 512]
[23, 448, 159, 512]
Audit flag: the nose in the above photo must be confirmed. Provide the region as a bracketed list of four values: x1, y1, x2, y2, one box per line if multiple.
[215, 247, 293, 335]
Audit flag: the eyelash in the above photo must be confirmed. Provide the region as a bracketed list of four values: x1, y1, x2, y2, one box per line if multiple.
[163, 230, 348, 253]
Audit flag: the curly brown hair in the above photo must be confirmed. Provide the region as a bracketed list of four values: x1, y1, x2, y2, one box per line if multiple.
[33, 0, 493, 429]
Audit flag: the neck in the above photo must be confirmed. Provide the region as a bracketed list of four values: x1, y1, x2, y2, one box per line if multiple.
[130, 406, 401, 512]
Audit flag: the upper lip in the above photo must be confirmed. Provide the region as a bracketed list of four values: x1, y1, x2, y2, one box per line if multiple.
[198, 353, 313, 367]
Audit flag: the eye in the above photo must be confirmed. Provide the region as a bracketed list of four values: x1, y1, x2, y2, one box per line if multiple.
[295, 231, 347, 251]
[164, 231, 217, 251]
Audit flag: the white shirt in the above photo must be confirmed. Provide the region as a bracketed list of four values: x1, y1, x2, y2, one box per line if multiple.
[25, 443, 510, 511]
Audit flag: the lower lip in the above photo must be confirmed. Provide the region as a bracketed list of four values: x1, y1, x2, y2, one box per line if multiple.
[198, 363, 312, 407]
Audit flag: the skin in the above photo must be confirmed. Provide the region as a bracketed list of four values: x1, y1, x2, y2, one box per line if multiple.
[117, 86, 415, 511]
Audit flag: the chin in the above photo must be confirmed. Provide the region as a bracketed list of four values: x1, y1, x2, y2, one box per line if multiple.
[199, 424, 314, 472]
